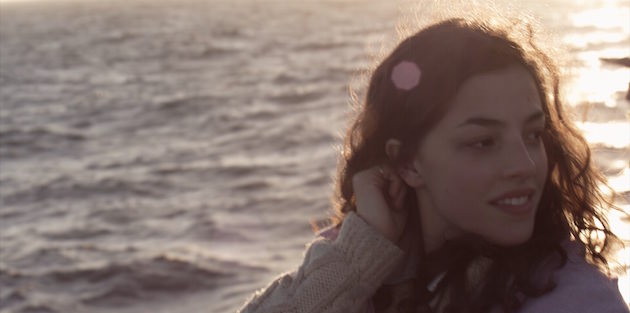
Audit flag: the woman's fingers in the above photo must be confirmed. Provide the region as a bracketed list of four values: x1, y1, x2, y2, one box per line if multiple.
[353, 165, 410, 243]
[394, 187, 407, 211]
[382, 165, 407, 211]
[388, 172, 398, 197]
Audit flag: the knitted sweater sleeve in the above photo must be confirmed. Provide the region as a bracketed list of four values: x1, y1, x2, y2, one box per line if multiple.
[237, 212, 405, 313]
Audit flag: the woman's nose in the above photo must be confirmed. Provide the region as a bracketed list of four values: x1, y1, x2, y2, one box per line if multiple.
[502, 139, 538, 179]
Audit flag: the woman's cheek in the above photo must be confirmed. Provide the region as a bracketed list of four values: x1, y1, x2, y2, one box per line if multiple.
[443, 165, 489, 207]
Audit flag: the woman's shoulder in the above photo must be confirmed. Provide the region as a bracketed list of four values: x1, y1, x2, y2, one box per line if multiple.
[518, 240, 629, 313]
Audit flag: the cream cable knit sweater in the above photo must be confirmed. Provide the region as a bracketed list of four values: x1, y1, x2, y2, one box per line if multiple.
[238, 212, 404, 313]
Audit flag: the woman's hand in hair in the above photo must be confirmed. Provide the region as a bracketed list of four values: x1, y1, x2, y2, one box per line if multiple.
[352, 165, 409, 244]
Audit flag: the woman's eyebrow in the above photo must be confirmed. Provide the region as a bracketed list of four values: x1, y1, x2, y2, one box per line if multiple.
[456, 111, 545, 128]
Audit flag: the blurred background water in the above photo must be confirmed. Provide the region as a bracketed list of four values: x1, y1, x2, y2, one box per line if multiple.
[0, 0, 628, 312]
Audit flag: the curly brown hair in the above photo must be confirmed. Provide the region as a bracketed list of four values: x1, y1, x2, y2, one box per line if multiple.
[329, 17, 623, 312]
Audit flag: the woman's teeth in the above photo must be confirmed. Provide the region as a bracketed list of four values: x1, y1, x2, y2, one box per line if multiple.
[496, 196, 528, 206]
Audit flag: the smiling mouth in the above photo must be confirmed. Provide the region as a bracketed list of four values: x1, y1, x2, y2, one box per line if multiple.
[490, 194, 535, 215]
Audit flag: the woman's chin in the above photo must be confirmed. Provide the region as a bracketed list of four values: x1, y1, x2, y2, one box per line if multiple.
[485, 227, 535, 247]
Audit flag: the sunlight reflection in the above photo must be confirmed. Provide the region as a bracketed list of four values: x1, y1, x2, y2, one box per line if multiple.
[576, 122, 630, 148]
[607, 167, 630, 193]
[563, 32, 629, 50]
[566, 58, 629, 107]
[570, 6, 630, 31]
[563, 2, 629, 110]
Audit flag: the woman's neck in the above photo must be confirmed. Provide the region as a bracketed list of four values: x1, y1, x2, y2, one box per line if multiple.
[415, 191, 460, 254]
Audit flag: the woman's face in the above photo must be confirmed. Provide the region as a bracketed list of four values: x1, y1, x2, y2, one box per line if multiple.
[409, 65, 548, 249]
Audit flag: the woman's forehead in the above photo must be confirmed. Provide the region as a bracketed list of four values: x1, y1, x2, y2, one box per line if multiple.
[440, 66, 543, 126]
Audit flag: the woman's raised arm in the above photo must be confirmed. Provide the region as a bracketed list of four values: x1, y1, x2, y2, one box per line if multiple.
[237, 212, 404, 313]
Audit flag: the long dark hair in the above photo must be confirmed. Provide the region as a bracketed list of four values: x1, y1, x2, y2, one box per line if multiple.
[329, 17, 622, 312]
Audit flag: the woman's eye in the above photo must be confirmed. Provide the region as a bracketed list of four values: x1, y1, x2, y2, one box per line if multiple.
[526, 130, 544, 143]
[469, 138, 495, 149]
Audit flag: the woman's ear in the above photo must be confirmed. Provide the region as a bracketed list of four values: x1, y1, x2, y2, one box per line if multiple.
[385, 138, 402, 161]
[398, 162, 424, 188]
[385, 139, 424, 188]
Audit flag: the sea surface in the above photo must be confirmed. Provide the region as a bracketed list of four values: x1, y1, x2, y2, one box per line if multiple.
[0, 0, 628, 312]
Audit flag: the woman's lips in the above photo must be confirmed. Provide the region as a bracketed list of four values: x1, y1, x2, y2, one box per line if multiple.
[490, 189, 536, 216]
[490, 195, 534, 215]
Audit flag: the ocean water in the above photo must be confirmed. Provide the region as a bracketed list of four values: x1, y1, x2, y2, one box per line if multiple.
[0, 0, 628, 312]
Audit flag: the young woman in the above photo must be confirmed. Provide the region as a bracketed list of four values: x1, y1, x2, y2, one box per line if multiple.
[238, 16, 629, 313]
